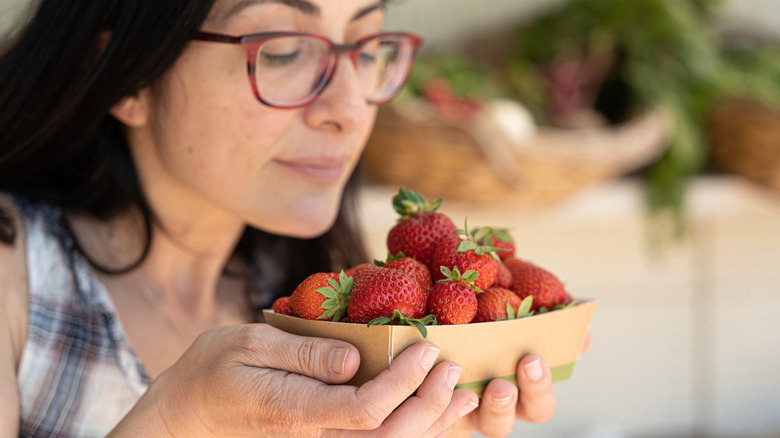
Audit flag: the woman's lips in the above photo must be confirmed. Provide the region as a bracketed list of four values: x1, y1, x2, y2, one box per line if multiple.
[275, 157, 348, 182]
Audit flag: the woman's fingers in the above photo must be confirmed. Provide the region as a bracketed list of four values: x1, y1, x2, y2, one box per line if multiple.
[371, 362, 479, 437]
[334, 341, 443, 430]
[581, 332, 593, 354]
[221, 324, 361, 384]
[216, 327, 469, 434]
[515, 355, 556, 423]
[474, 378, 520, 438]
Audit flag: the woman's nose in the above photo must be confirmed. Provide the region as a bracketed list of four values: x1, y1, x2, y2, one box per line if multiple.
[303, 54, 371, 133]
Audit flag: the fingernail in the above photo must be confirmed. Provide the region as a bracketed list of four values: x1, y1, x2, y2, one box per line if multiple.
[524, 358, 543, 382]
[492, 393, 514, 407]
[328, 347, 350, 375]
[459, 399, 479, 417]
[422, 346, 440, 371]
[446, 365, 462, 389]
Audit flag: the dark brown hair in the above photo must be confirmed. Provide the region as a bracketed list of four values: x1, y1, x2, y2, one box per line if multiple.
[0, 0, 369, 317]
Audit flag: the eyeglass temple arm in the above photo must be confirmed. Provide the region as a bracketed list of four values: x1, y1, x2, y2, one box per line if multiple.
[194, 31, 241, 44]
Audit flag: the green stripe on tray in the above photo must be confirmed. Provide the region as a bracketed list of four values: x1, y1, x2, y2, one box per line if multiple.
[454, 363, 575, 397]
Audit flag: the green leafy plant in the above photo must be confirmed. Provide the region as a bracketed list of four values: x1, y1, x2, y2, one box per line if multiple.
[507, 0, 728, 237]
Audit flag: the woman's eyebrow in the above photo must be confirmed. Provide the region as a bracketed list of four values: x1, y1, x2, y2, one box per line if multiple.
[217, 0, 383, 24]
[219, 0, 320, 23]
[353, 2, 383, 21]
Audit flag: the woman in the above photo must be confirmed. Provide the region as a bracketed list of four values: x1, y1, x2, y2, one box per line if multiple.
[0, 0, 558, 436]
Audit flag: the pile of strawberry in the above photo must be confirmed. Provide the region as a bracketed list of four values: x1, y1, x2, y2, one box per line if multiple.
[272, 188, 574, 333]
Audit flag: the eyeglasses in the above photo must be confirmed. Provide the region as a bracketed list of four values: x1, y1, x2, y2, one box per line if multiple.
[193, 31, 422, 109]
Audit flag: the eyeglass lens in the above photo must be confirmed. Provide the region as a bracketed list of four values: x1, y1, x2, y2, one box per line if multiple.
[253, 34, 414, 107]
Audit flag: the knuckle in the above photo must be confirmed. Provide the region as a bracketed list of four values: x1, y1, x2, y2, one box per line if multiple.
[523, 399, 556, 424]
[233, 324, 261, 350]
[421, 394, 449, 420]
[351, 398, 385, 430]
[525, 409, 555, 424]
[295, 337, 320, 375]
[233, 324, 270, 361]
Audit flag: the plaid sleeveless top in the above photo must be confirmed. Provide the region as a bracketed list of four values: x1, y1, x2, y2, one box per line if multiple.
[12, 196, 150, 437]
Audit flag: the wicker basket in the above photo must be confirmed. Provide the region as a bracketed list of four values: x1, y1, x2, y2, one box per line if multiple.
[361, 101, 670, 205]
[708, 98, 780, 192]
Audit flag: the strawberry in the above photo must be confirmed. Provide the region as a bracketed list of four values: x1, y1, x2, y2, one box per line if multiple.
[386, 188, 456, 268]
[505, 258, 571, 312]
[376, 252, 433, 298]
[347, 264, 427, 324]
[473, 287, 525, 323]
[476, 227, 515, 261]
[430, 222, 498, 290]
[493, 259, 513, 289]
[289, 271, 352, 321]
[427, 267, 479, 325]
[272, 296, 296, 316]
[423, 77, 483, 120]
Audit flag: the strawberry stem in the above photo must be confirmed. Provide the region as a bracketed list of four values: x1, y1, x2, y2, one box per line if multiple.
[316, 270, 353, 322]
[392, 188, 444, 220]
[367, 310, 438, 338]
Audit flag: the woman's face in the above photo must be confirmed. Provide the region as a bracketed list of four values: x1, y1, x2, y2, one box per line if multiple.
[131, 0, 385, 238]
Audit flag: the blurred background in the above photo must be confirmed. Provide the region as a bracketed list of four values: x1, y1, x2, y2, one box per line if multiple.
[365, 1, 780, 437]
[2, 0, 780, 437]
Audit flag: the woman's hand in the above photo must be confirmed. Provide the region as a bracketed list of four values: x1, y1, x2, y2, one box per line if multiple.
[109, 324, 479, 437]
[446, 333, 593, 438]
[448, 354, 556, 438]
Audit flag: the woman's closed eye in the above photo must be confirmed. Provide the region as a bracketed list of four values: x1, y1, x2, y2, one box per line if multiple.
[259, 50, 301, 66]
[357, 51, 377, 65]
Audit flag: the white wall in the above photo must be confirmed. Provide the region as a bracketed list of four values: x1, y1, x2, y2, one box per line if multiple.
[0, 0, 27, 37]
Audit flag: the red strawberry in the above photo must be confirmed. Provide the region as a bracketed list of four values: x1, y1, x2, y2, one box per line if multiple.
[505, 258, 571, 312]
[387, 188, 456, 268]
[427, 267, 479, 325]
[476, 227, 516, 261]
[289, 271, 352, 321]
[377, 252, 433, 298]
[473, 287, 524, 323]
[430, 223, 497, 290]
[493, 259, 513, 289]
[272, 296, 296, 316]
[347, 264, 427, 324]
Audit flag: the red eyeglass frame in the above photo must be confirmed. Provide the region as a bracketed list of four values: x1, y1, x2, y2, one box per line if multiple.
[193, 30, 423, 109]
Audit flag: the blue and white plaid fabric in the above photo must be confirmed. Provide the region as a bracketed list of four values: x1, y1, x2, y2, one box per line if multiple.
[13, 196, 149, 437]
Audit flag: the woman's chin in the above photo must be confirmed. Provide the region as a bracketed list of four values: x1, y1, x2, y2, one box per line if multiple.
[255, 210, 339, 239]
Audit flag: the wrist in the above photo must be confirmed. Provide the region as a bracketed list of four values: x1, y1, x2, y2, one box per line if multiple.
[108, 374, 210, 437]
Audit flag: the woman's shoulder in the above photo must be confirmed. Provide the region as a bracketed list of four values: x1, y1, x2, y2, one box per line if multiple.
[0, 192, 29, 371]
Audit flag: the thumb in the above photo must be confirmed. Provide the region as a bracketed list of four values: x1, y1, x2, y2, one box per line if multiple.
[221, 324, 360, 384]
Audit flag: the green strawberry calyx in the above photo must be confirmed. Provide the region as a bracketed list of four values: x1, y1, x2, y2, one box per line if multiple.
[438, 266, 483, 293]
[454, 219, 502, 260]
[538, 300, 580, 314]
[500, 296, 534, 321]
[474, 227, 513, 253]
[316, 270, 353, 322]
[392, 188, 443, 220]
[374, 251, 407, 267]
[367, 310, 438, 338]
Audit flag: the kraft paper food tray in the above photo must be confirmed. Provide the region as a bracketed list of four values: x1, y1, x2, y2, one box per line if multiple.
[263, 300, 596, 396]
